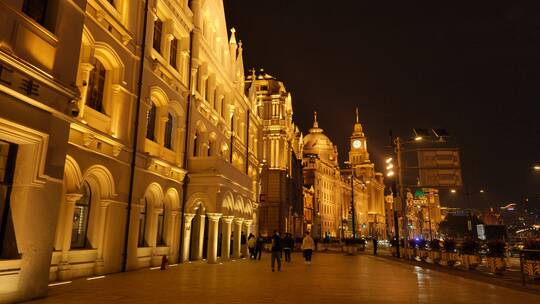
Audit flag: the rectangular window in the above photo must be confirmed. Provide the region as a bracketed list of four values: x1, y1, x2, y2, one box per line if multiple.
[156, 212, 165, 246]
[22, 0, 48, 26]
[153, 19, 163, 53]
[0, 140, 19, 259]
[170, 38, 178, 68]
[138, 201, 147, 247]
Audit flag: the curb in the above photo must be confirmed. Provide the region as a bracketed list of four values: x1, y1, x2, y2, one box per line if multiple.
[372, 254, 540, 296]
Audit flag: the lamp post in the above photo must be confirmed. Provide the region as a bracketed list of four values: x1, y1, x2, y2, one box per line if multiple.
[388, 128, 450, 252]
[345, 161, 357, 239]
[385, 157, 401, 257]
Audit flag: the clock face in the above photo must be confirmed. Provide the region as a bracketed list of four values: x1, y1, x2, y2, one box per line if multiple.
[353, 139, 361, 149]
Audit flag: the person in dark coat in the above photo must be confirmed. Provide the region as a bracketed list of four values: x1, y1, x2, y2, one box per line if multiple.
[271, 230, 282, 272]
[372, 238, 378, 255]
[160, 255, 168, 270]
[255, 234, 264, 260]
[283, 233, 294, 262]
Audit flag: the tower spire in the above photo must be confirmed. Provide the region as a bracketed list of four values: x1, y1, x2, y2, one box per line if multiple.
[313, 111, 318, 128]
[355, 107, 359, 123]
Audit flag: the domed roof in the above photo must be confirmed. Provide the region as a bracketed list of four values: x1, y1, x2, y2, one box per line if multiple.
[303, 112, 335, 161]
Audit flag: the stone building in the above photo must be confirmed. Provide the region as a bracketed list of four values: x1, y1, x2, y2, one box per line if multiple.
[346, 109, 386, 239]
[303, 110, 386, 240]
[246, 70, 303, 237]
[0, 0, 261, 302]
[0, 0, 86, 302]
[181, 0, 262, 264]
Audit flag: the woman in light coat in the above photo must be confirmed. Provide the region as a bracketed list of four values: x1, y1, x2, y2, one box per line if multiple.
[301, 231, 315, 264]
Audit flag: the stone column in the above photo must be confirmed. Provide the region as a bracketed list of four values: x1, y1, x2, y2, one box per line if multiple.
[58, 193, 82, 281]
[109, 84, 123, 137]
[78, 63, 94, 119]
[194, 214, 206, 260]
[206, 213, 222, 264]
[242, 220, 253, 257]
[233, 218, 243, 259]
[94, 200, 111, 275]
[170, 211, 179, 262]
[220, 216, 234, 260]
[181, 213, 195, 262]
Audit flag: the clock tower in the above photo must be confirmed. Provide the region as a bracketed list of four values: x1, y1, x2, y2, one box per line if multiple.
[348, 108, 370, 166]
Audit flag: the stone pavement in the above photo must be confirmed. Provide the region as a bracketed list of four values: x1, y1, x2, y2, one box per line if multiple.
[27, 253, 540, 304]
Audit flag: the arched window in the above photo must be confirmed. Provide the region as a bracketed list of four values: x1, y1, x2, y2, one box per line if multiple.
[156, 210, 165, 246]
[138, 200, 148, 247]
[146, 104, 157, 140]
[71, 182, 91, 249]
[164, 113, 174, 149]
[87, 59, 107, 113]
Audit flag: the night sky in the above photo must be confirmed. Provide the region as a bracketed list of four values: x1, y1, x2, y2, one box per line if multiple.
[224, 1, 540, 209]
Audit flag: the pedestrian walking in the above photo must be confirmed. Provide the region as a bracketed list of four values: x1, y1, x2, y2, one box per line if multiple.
[241, 232, 247, 258]
[255, 234, 264, 260]
[283, 233, 294, 262]
[301, 231, 315, 264]
[160, 255, 168, 270]
[372, 238, 378, 255]
[248, 233, 256, 259]
[271, 230, 282, 272]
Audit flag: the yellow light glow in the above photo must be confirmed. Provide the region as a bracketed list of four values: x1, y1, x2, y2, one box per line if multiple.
[386, 164, 393, 170]
[386, 171, 394, 177]
[479, 190, 485, 193]
[450, 189, 457, 194]
[534, 165, 540, 171]
[415, 136, 423, 141]
[386, 157, 393, 163]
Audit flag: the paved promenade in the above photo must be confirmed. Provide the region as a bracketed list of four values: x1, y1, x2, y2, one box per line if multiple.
[28, 253, 540, 304]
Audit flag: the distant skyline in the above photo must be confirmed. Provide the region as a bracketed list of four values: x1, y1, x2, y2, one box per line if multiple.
[224, 1, 540, 209]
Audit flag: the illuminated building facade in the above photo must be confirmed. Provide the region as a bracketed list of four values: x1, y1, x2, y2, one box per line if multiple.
[0, 0, 86, 302]
[406, 188, 442, 239]
[302, 113, 344, 238]
[0, 0, 261, 302]
[182, 0, 262, 264]
[247, 70, 303, 237]
[301, 110, 386, 240]
[346, 110, 386, 239]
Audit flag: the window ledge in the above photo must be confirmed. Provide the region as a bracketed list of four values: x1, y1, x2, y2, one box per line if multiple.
[0, 258, 23, 274]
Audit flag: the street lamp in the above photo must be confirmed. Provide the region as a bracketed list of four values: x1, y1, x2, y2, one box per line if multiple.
[389, 128, 450, 252]
[385, 156, 401, 257]
[450, 188, 485, 234]
[344, 161, 357, 239]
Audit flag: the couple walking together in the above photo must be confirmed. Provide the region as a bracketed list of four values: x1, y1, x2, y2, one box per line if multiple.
[271, 231, 315, 272]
